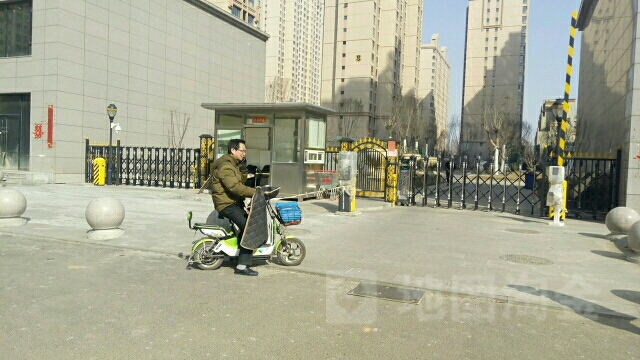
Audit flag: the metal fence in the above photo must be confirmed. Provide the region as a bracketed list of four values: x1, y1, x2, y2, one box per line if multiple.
[402, 150, 621, 220]
[85, 139, 201, 189]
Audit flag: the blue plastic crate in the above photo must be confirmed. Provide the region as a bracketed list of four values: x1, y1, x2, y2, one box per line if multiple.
[275, 202, 302, 225]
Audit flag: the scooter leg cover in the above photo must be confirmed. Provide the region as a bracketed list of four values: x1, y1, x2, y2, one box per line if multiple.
[240, 187, 269, 250]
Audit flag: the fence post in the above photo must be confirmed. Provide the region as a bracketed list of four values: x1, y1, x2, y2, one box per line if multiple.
[488, 160, 494, 211]
[614, 148, 622, 208]
[447, 156, 453, 208]
[474, 156, 480, 210]
[116, 139, 121, 185]
[516, 163, 522, 215]
[422, 158, 428, 207]
[460, 155, 467, 210]
[85, 138, 91, 183]
[502, 162, 507, 213]
[435, 157, 441, 208]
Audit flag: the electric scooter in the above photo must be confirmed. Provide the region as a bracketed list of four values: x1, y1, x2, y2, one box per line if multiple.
[187, 186, 306, 270]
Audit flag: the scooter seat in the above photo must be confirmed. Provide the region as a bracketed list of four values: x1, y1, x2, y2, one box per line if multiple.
[193, 222, 225, 230]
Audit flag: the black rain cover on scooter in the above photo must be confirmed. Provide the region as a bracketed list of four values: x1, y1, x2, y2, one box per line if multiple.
[240, 187, 268, 250]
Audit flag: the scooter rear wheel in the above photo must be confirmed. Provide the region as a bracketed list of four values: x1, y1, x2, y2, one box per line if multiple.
[276, 237, 306, 266]
[192, 241, 224, 270]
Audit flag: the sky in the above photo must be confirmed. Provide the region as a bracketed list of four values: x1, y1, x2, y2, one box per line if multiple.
[421, 0, 584, 130]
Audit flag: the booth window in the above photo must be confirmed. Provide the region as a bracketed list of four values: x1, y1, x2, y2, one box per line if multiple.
[215, 129, 242, 159]
[305, 117, 325, 149]
[0, 0, 32, 57]
[274, 118, 298, 162]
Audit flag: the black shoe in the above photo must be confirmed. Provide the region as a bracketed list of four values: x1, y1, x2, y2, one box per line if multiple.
[234, 267, 258, 276]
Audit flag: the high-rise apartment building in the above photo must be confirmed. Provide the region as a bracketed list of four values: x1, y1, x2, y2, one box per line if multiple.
[321, 0, 423, 139]
[460, 0, 529, 158]
[204, 0, 262, 26]
[262, 0, 324, 104]
[205, 0, 324, 104]
[419, 34, 450, 152]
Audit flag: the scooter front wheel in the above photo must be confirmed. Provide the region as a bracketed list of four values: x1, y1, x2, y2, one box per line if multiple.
[192, 241, 224, 270]
[276, 237, 306, 266]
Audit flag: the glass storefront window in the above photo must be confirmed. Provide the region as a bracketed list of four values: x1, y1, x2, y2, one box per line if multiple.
[305, 117, 325, 149]
[274, 117, 298, 163]
[0, 93, 30, 170]
[0, 1, 32, 57]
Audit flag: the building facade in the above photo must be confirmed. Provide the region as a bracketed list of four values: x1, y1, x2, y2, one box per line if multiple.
[208, 0, 323, 105]
[460, 0, 529, 159]
[204, 0, 261, 26]
[576, 0, 640, 211]
[0, 0, 267, 182]
[419, 34, 450, 152]
[320, 0, 423, 140]
[535, 98, 577, 152]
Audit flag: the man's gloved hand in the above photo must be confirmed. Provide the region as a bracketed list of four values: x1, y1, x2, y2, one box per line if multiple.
[262, 186, 280, 199]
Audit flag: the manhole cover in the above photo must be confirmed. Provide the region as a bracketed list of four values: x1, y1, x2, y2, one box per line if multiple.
[505, 229, 541, 235]
[348, 283, 425, 304]
[499, 254, 553, 265]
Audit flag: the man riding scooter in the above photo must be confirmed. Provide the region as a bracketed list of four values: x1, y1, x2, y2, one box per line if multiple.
[209, 139, 259, 276]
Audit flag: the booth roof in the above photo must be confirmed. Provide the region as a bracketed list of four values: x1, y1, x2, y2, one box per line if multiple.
[201, 102, 336, 115]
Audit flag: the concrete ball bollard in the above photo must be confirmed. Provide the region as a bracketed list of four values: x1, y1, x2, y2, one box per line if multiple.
[605, 207, 640, 235]
[85, 197, 125, 240]
[627, 221, 640, 253]
[0, 188, 28, 227]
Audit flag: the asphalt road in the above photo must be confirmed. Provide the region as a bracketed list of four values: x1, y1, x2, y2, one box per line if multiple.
[1, 236, 639, 359]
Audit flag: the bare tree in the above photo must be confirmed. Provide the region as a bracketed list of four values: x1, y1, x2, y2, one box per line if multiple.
[265, 76, 295, 102]
[521, 122, 540, 172]
[338, 98, 365, 138]
[479, 97, 520, 154]
[168, 109, 191, 149]
[385, 94, 420, 145]
[446, 115, 461, 155]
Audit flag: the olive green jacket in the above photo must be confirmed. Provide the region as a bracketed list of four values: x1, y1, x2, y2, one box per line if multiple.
[210, 154, 256, 212]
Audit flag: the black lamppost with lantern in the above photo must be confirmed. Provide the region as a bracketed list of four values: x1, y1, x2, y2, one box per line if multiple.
[106, 103, 117, 185]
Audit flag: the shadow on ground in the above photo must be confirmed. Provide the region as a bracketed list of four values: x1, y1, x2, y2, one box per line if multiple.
[508, 285, 640, 336]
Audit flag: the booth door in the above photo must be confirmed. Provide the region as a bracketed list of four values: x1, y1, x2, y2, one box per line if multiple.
[244, 126, 271, 186]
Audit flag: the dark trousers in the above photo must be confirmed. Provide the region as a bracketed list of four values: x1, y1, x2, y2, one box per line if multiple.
[219, 204, 253, 266]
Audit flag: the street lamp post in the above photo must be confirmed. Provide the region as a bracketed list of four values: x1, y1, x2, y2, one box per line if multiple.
[551, 99, 564, 166]
[106, 103, 117, 185]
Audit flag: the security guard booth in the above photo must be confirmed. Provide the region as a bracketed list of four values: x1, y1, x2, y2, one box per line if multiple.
[201, 102, 336, 198]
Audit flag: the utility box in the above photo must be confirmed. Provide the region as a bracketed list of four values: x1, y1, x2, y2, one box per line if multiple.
[547, 166, 565, 185]
[93, 157, 106, 186]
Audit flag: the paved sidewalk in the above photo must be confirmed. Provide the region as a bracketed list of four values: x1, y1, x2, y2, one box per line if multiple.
[1, 183, 639, 320]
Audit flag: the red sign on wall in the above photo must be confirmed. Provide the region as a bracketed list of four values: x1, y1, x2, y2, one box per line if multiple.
[252, 116, 267, 123]
[33, 124, 43, 139]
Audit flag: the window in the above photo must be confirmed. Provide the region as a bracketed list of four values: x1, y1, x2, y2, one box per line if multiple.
[343, 41, 346, 45]
[232, 5, 240, 17]
[341, 78, 345, 82]
[523, 6, 527, 12]
[248, 14, 254, 25]
[340, 90, 344, 94]
[341, 66, 345, 69]
[487, 9, 490, 13]
[249, 0, 254, 6]
[0, 0, 33, 57]
[344, 3, 348, 7]
[344, 15, 347, 20]
[274, 118, 299, 163]
[343, 28, 347, 32]
[342, 53, 346, 57]
[522, 16, 527, 23]
[305, 118, 326, 149]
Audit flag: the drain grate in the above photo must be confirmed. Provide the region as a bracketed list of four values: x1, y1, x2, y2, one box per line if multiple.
[500, 254, 553, 265]
[505, 229, 541, 235]
[348, 283, 425, 304]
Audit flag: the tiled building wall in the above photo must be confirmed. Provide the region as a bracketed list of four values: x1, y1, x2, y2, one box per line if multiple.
[0, 0, 266, 182]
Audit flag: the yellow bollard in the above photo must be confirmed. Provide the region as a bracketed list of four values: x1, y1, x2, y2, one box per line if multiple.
[93, 157, 106, 186]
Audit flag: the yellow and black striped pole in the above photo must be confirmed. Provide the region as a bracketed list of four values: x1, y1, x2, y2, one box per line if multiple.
[549, 10, 577, 220]
[557, 10, 577, 167]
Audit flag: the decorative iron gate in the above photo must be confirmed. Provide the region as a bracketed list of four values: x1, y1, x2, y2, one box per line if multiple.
[85, 138, 202, 189]
[324, 138, 394, 199]
[352, 138, 388, 198]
